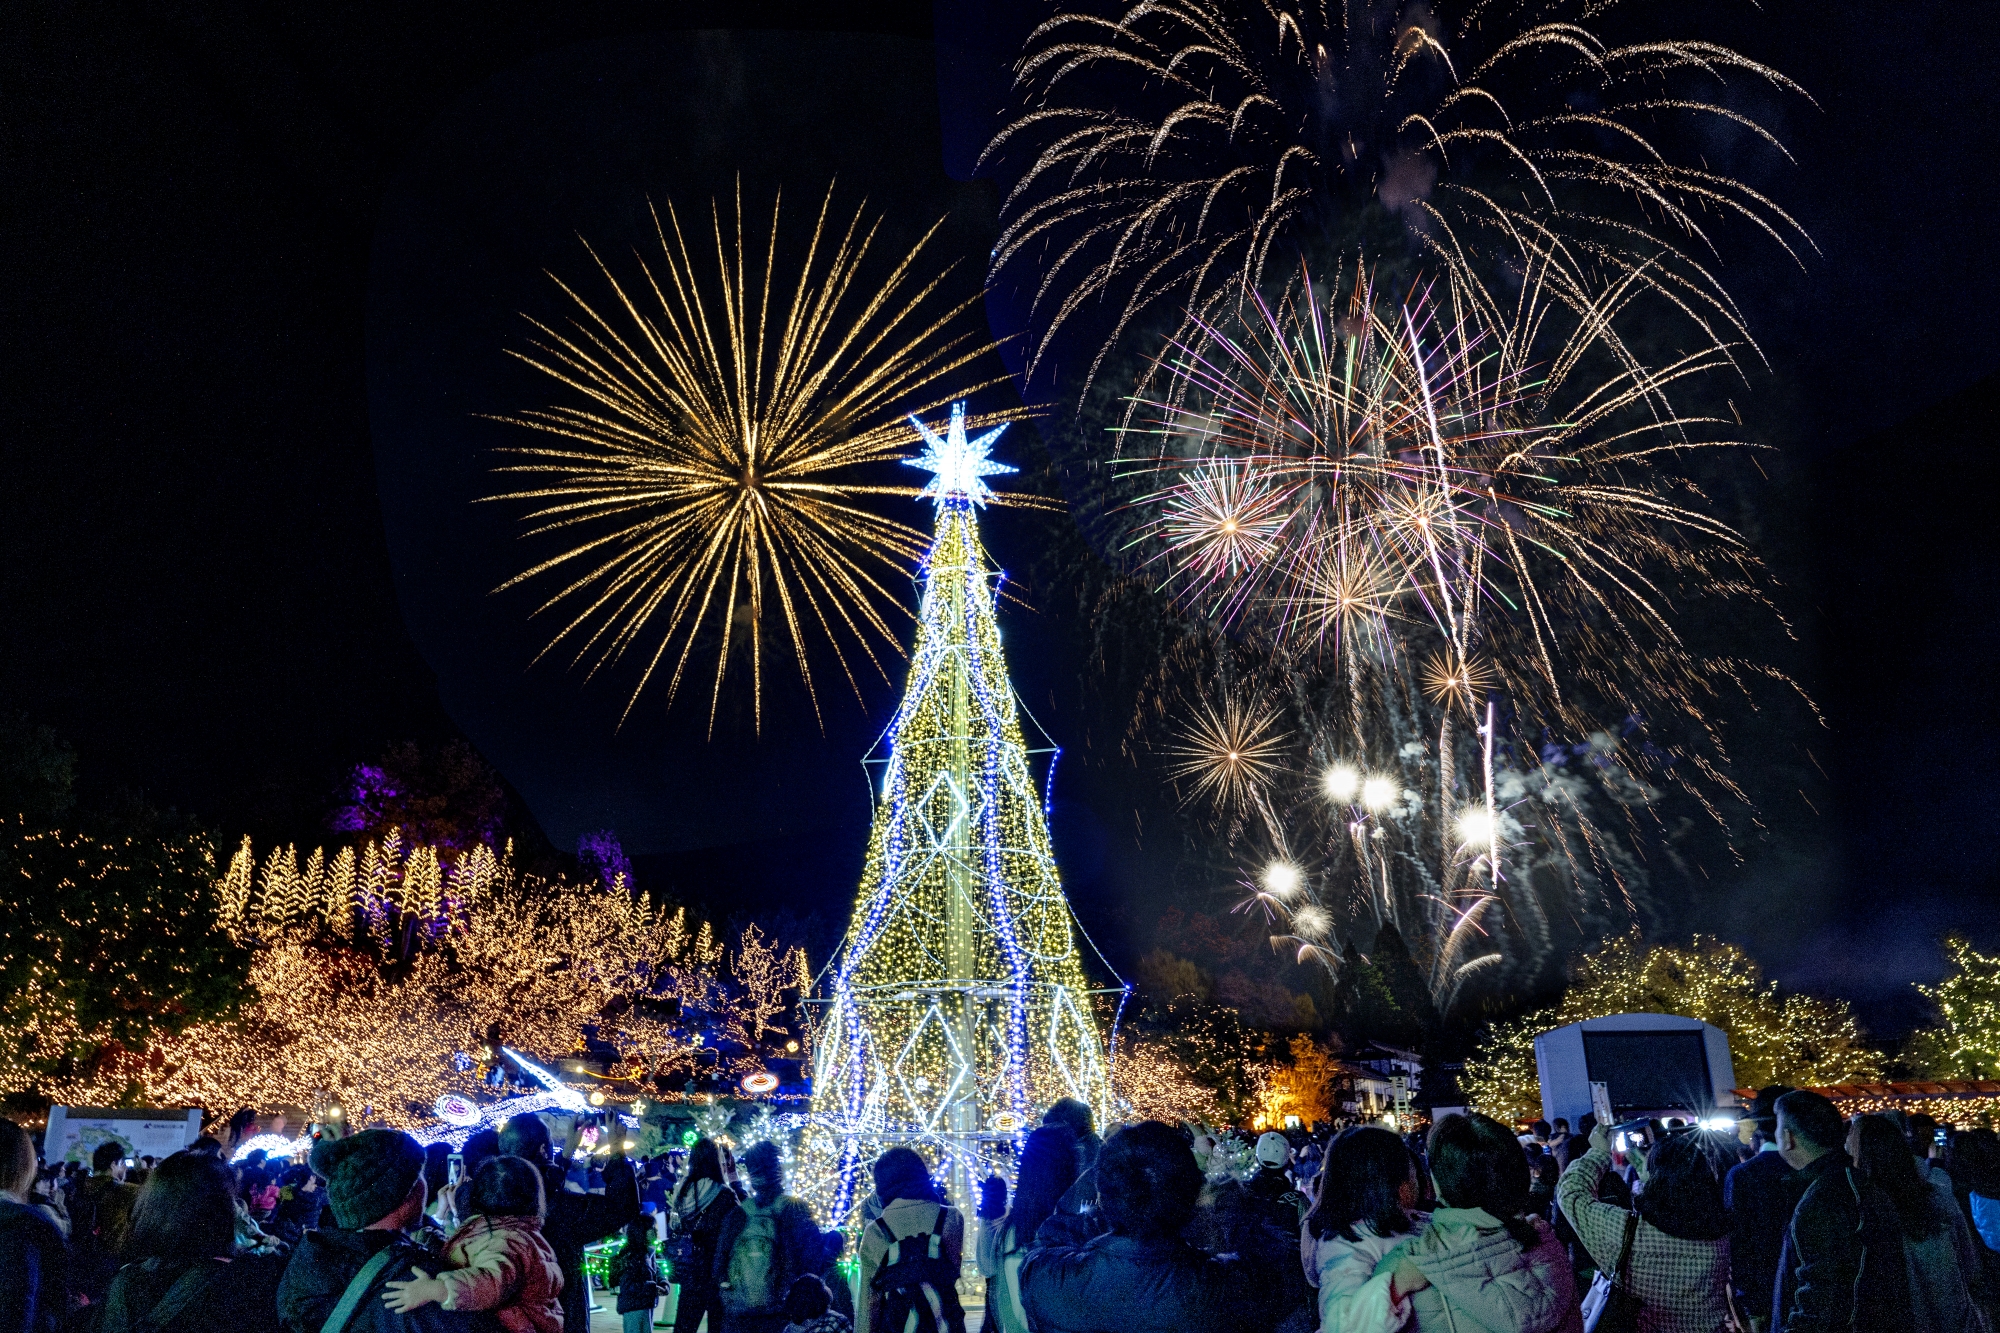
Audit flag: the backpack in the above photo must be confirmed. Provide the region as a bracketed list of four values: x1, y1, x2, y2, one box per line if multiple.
[721, 1197, 784, 1313]
[869, 1209, 966, 1333]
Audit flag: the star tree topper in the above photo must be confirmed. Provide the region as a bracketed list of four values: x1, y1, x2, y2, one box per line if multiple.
[906, 401, 1014, 507]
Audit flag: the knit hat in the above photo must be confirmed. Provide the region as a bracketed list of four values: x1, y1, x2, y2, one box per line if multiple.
[1255, 1132, 1292, 1168]
[311, 1129, 426, 1228]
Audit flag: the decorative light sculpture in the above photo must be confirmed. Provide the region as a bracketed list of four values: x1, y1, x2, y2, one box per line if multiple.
[803, 403, 1116, 1228]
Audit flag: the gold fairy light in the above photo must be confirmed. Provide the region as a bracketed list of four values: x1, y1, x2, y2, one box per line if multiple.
[487, 182, 1028, 731]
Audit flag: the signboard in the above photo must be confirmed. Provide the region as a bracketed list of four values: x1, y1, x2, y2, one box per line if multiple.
[1589, 1081, 1615, 1128]
[44, 1107, 204, 1167]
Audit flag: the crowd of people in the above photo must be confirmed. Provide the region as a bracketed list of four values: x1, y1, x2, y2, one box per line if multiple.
[6, 1087, 2000, 1333]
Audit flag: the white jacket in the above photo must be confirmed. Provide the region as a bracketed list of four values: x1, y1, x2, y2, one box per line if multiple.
[1301, 1215, 1430, 1333]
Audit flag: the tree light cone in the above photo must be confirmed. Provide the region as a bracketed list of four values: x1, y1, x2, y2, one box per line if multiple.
[800, 407, 1115, 1234]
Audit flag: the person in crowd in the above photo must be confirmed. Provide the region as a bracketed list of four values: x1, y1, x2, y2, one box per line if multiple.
[70, 1140, 140, 1305]
[1904, 1113, 1963, 1218]
[1300, 1124, 1429, 1333]
[0, 1117, 69, 1333]
[277, 1128, 499, 1332]
[1557, 1122, 1732, 1332]
[1849, 1113, 1984, 1333]
[856, 1147, 964, 1333]
[1043, 1099, 1104, 1219]
[1377, 1112, 1580, 1333]
[186, 1137, 224, 1160]
[380, 1154, 562, 1333]
[781, 1274, 851, 1333]
[498, 1111, 639, 1333]
[1249, 1132, 1310, 1225]
[976, 1125, 1077, 1333]
[1770, 1089, 1908, 1331]
[713, 1139, 820, 1333]
[241, 1164, 282, 1224]
[670, 1138, 742, 1333]
[96, 1151, 286, 1332]
[271, 1163, 327, 1245]
[610, 1215, 663, 1333]
[1949, 1130, 2000, 1248]
[1020, 1120, 1265, 1333]
[1725, 1085, 1803, 1333]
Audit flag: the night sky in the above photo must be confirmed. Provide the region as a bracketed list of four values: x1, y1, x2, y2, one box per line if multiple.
[4, 1, 1997, 1035]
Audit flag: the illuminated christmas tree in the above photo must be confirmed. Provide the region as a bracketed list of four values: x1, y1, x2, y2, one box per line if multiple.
[804, 403, 1115, 1226]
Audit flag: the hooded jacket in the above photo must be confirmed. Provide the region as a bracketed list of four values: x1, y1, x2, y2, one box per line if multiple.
[276, 1226, 502, 1333]
[1375, 1207, 1583, 1333]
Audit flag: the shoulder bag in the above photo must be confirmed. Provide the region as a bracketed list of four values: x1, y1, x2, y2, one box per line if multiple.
[1580, 1210, 1643, 1333]
[319, 1246, 402, 1333]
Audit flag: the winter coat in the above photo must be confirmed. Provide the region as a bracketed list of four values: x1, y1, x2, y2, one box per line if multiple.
[435, 1214, 564, 1333]
[1018, 1231, 1266, 1333]
[0, 1197, 70, 1333]
[69, 1175, 138, 1303]
[1248, 1167, 1309, 1226]
[1900, 1186, 1986, 1333]
[1557, 1147, 1730, 1333]
[96, 1253, 286, 1333]
[538, 1153, 640, 1333]
[1772, 1150, 1911, 1333]
[1725, 1147, 1805, 1323]
[711, 1193, 820, 1317]
[276, 1226, 501, 1333]
[855, 1198, 963, 1333]
[612, 1229, 663, 1315]
[1300, 1216, 1431, 1333]
[1373, 1207, 1583, 1333]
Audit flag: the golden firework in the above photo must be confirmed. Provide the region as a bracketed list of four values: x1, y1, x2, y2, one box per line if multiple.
[487, 182, 1025, 731]
[1164, 695, 1290, 814]
[1420, 651, 1497, 713]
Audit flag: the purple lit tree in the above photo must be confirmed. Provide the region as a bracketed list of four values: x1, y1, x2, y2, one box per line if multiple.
[576, 829, 633, 891]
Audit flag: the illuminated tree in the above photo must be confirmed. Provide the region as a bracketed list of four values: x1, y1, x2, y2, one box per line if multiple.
[1123, 997, 1272, 1124]
[806, 404, 1114, 1225]
[1463, 936, 1880, 1124]
[1910, 936, 2000, 1079]
[0, 817, 253, 1099]
[1258, 1035, 1341, 1129]
[731, 923, 788, 1043]
[15, 872, 749, 1118]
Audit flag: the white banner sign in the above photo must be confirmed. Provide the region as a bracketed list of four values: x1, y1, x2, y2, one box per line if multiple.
[44, 1107, 204, 1166]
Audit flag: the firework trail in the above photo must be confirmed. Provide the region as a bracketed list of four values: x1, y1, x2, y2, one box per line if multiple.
[486, 182, 1030, 732]
[982, 0, 1812, 397]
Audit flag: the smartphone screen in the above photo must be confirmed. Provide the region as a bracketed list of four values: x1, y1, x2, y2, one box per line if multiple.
[447, 1153, 464, 1186]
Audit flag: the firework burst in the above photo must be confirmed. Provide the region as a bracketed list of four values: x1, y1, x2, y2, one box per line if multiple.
[1111, 257, 1806, 1011]
[486, 183, 1027, 731]
[1163, 694, 1291, 818]
[983, 0, 1811, 393]
[1124, 266, 1775, 790]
